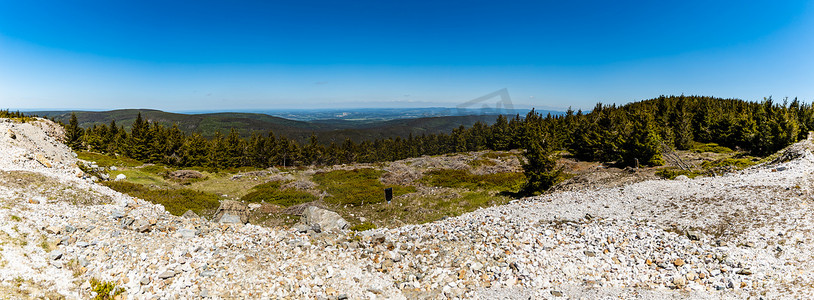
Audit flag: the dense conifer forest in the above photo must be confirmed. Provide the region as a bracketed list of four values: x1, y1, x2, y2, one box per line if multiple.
[27, 95, 814, 193]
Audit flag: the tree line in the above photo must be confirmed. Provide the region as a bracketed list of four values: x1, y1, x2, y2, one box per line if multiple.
[57, 95, 811, 193]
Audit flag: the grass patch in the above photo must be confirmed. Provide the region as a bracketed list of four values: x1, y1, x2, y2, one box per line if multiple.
[240, 181, 317, 207]
[108, 169, 166, 186]
[700, 157, 757, 170]
[9, 215, 21, 222]
[103, 181, 220, 216]
[691, 143, 733, 154]
[76, 152, 142, 168]
[468, 157, 497, 168]
[313, 169, 415, 206]
[655, 168, 701, 180]
[420, 169, 525, 192]
[350, 222, 377, 232]
[186, 173, 260, 198]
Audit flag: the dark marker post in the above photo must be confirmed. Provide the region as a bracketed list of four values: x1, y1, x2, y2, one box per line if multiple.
[385, 188, 393, 204]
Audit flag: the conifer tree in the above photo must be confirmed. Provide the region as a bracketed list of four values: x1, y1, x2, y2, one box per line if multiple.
[520, 112, 561, 195]
[64, 112, 84, 150]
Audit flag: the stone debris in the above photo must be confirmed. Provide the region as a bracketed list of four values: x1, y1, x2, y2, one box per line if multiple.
[168, 169, 204, 180]
[1, 118, 814, 299]
[115, 173, 126, 181]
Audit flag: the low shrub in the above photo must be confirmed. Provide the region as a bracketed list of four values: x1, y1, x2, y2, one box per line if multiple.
[467, 157, 497, 168]
[350, 222, 377, 232]
[655, 168, 700, 179]
[691, 143, 733, 154]
[90, 278, 124, 300]
[313, 169, 415, 206]
[240, 181, 317, 207]
[76, 152, 142, 168]
[700, 157, 756, 170]
[103, 181, 220, 216]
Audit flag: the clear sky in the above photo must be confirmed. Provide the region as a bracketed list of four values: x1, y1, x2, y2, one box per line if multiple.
[1, 0, 813, 111]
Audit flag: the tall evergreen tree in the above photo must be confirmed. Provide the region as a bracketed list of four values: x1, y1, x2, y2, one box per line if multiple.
[64, 112, 84, 150]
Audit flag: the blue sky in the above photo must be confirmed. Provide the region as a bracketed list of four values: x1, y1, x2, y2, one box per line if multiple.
[1, 0, 813, 111]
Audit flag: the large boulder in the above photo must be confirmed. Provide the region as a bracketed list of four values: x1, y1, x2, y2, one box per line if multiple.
[213, 200, 249, 224]
[301, 206, 349, 231]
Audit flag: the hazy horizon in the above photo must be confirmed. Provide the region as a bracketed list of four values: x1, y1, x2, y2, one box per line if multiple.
[2, 1, 814, 111]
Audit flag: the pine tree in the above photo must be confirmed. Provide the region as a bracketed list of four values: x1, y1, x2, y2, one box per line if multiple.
[621, 111, 664, 167]
[520, 113, 561, 195]
[64, 112, 84, 150]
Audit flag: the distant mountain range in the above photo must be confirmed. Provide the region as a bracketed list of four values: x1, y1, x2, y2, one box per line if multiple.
[32, 108, 561, 144]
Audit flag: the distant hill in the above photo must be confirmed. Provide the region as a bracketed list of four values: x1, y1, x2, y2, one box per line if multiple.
[33, 109, 516, 144]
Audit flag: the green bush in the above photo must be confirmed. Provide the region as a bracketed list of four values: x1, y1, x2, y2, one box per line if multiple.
[240, 181, 317, 207]
[655, 168, 700, 179]
[467, 157, 497, 168]
[700, 157, 756, 170]
[103, 181, 220, 216]
[76, 151, 142, 168]
[312, 169, 415, 206]
[350, 222, 377, 232]
[691, 143, 734, 154]
[420, 169, 525, 192]
[90, 278, 124, 300]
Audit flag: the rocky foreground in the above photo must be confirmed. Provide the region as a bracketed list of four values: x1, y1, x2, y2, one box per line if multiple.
[1, 118, 814, 299]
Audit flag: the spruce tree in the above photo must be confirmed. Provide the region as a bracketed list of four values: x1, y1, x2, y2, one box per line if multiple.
[521, 114, 561, 195]
[64, 112, 84, 150]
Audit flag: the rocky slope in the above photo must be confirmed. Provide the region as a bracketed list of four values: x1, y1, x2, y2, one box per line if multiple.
[1, 118, 813, 299]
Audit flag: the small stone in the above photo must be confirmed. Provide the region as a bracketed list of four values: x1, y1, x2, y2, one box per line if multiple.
[584, 250, 596, 257]
[78, 257, 89, 267]
[673, 258, 685, 267]
[181, 210, 199, 219]
[470, 262, 483, 271]
[551, 290, 564, 297]
[177, 229, 196, 239]
[110, 211, 125, 219]
[338, 294, 348, 300]
[736, 268, 752, 275]
[140, 277, 151, 285]
[76, 241, 89, 247]
[367, 288, 383, 294]
[115, 174, 126, 181]
[686, 230, 702, 241]
[49, 250, 63, 260]
[745, 242, 755, 248]
[133, 219, 151, 233]
[325, 287, 337, 296]
[218, 213, 242, 224]
[45, 225, 61, 235]
[673, 276, 686, 287]
[28, 199, 39, 204]
[158, 271, 176, 279]
[35, 153, 52, 168]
